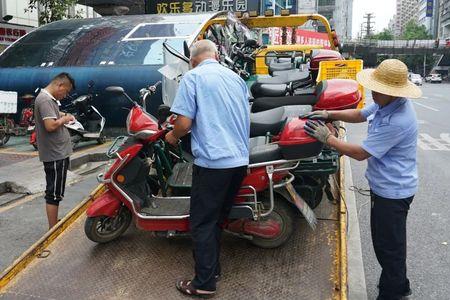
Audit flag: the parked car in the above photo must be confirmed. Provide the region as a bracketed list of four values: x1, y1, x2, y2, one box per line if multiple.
[430, 73, 442, 83]
[410, 73, 423, 86]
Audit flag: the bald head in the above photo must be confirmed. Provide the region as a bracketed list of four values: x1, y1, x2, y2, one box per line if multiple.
[189, 40, 219, 68]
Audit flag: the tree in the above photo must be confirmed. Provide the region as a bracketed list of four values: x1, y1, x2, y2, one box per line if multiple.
[372, 28, 394, 40]
[402, 20, 432, 40]
[26, 0, 82, 25]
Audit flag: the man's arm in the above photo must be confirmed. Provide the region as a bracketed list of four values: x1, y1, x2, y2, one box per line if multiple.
[44, 116, 73, 132]
[326, 135, 371, 161]
[328, 109, 366, 123]
[165, 116, 192, 146]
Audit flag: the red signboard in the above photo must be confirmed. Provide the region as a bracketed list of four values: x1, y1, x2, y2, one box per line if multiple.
[269, 28, 331, 49]
[0, 24, 31, 45]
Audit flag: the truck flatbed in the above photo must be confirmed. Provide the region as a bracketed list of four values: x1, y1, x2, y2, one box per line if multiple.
[0, 168, 347, 300]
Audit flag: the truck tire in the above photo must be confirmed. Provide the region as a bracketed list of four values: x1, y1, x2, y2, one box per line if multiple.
[250, 196, 297, 249]
[84, 207, 132, 243]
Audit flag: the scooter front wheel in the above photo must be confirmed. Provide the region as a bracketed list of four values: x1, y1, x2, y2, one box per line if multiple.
[250, 197, 297, 249]
[84, 207, 132, 243]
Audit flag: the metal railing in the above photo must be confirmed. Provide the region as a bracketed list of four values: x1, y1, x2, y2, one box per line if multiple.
[341, 38, 450, 49]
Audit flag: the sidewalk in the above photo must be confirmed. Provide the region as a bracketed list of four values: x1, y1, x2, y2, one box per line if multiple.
[0, 173, 99, 272]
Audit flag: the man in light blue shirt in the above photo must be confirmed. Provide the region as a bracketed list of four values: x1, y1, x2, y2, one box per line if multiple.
[303, 59, 422, 300]
[165, 40, 249, 297]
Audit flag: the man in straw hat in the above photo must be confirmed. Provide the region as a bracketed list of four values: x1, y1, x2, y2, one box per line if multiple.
[303, 59, 421, 300]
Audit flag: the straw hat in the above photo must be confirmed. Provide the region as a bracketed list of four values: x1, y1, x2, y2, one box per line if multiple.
[356, 59, 422, 98]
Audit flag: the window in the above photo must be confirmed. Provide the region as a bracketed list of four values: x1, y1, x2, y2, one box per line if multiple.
[0, 21, 194, 67]
[318, 0, 335, 6]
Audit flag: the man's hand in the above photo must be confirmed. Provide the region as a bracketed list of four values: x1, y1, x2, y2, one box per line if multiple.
[300, 110, 330, 120]
[64, 114, 75, 124]
[165, 131, 180, 146]
[304, 120, 332, 144]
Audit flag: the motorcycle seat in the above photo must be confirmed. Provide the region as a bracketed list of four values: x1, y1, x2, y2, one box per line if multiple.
[251, 94, 318, 113]
[249, 143, 282, 164]
[251, 84, 288, 98]
[250, 105, 313, 138]
[250, 106, 286, 137]
[268, 61, 295, 74]
[250, 71, 312, 98]
[257, 70, 311, 84]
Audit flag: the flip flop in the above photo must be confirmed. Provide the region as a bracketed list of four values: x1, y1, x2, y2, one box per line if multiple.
[176, 279, 216, 298]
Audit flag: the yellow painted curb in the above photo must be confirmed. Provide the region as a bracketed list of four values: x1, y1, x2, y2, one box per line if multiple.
[0, 184, 106, 291]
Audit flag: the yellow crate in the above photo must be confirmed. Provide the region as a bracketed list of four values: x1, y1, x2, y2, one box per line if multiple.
[317, 60, 365, 108]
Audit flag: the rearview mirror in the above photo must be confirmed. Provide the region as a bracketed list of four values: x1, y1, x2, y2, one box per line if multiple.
[183, 41, 190, 59]
[105, 86, 125, 94]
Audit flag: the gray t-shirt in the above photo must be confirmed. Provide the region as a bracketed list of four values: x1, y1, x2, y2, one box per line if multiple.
[34, 90, 72, 162]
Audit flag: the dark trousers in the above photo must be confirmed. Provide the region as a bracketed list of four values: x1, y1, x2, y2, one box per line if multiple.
[43, 157, 69, 206]
[371, 192, 414, 300]
[190, 164, 247, 291]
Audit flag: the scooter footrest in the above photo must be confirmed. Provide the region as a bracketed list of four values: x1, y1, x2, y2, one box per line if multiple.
[167, 162, 193, 188]
[140, 197, 190, 216]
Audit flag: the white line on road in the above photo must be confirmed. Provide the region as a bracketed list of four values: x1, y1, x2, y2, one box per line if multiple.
[412, 101, 439, 112]
[420, 96, 429, 99]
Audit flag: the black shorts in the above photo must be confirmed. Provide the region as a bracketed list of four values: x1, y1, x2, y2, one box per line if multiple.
[43, 157, 70, 206]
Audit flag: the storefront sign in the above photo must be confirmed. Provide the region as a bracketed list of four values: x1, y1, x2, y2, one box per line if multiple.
[146, 0, 260, 14]
[0, 24, 33, 46]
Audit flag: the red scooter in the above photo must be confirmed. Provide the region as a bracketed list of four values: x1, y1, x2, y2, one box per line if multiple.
[84, 84, 322, 248]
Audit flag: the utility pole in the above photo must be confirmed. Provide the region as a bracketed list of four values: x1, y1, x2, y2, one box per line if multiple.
[363, 13, 375, 39]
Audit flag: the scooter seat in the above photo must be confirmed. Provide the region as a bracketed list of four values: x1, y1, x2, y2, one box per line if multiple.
[251, 71, 312, 98]
[251, 94, 318, 113]
[251, 84, 289, 98]
[269, 62, 295, 74]
[250, 105, 312, 137]
[250, 107, 286, 137]
[249, 143, 282, 164]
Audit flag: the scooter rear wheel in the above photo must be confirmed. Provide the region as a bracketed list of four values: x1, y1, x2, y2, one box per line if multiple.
[250, 196, 297, 249]
[84, 206, 132, 243]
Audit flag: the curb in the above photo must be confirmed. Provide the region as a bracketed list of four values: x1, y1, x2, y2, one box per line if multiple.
[0, 184, 106, 291]
[344, 156, 368, 300]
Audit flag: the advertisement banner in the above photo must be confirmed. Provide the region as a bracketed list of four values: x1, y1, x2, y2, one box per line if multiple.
[146, 0, 260, 14]
[0, 24, 33, 46]
[269, 28, 331, 49]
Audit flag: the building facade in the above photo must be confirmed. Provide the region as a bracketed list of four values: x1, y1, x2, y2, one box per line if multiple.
[317, 0, 353, 39]
[440, 0, 450, 39]
[395, 0, 419, 36]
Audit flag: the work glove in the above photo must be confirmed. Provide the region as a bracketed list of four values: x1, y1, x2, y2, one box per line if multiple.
[300, 110, 330, 120]
[304, 120, 332, 144]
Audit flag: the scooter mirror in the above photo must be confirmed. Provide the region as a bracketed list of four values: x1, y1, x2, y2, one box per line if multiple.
[183, 41, 190, 59]
[244, 39, 258, 48]
[105, 86, 125, 94]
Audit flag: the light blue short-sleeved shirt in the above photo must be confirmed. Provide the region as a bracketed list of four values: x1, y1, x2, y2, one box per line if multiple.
[170, 59, 250, 169]
[360, 98, 418, 199]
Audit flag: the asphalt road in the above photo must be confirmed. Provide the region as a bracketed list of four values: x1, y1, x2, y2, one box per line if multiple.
[347, 82, 450, 300]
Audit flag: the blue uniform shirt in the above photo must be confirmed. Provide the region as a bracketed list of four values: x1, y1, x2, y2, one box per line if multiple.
[171, 59, 250, 169]
[360, 98, 418, 199]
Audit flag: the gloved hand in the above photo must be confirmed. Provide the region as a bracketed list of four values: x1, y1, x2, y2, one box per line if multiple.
[304, 120, 332, 144]
[300, 110, 329, 120]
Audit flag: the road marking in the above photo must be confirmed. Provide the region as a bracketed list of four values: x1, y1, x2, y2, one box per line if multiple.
[420, 96, 429, 99]
[418, 133, 450, 151]
[417, 120, 427, 124]
[413, 102, 439, 112]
